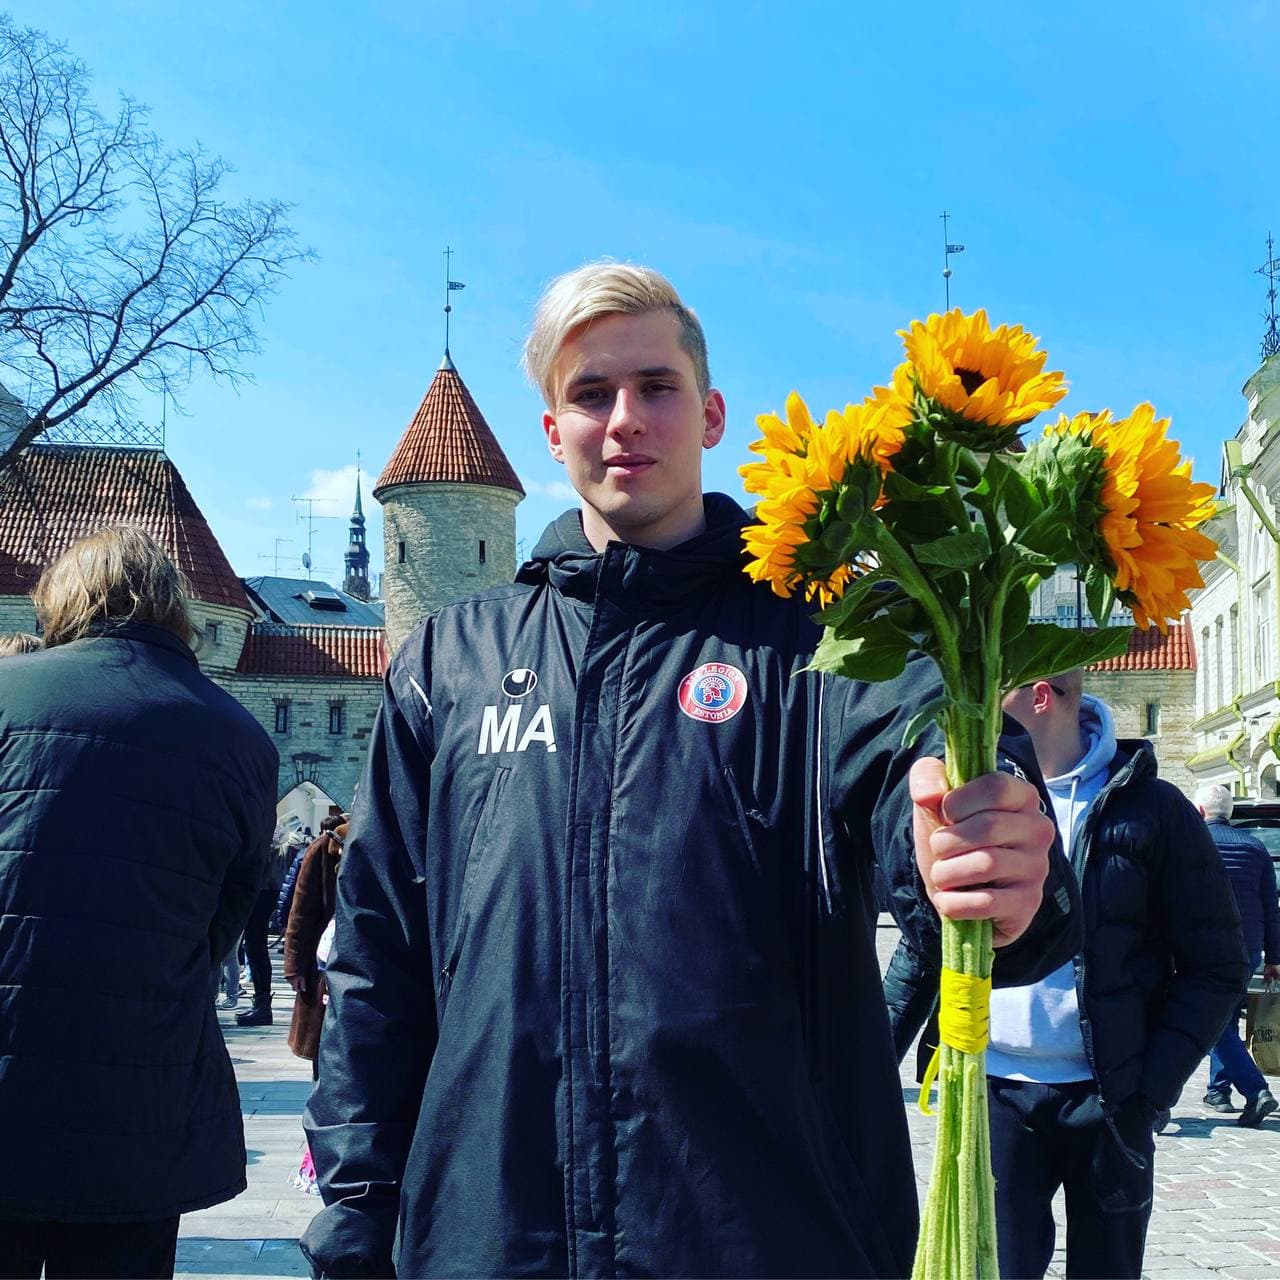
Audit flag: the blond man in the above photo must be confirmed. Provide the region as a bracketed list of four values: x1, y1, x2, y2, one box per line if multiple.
[303, 264, 1079, 1278]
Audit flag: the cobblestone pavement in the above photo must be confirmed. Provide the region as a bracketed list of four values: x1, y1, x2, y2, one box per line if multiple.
[177, 930, 1280, 1278]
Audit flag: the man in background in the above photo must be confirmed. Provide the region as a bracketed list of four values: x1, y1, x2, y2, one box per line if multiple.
[1195, 783, 1280, 1126]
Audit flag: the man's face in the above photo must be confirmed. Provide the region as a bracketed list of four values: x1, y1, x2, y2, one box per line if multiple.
[543, 309, 726, 551]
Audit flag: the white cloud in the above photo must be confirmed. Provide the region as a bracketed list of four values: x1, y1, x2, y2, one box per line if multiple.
[521, 476, 577, 501]
[304, 464, 361, 510]
[244, 496, 273, 511]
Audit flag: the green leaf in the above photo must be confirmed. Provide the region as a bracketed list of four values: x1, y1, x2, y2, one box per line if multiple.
[1002, 582, 1032, 644]
[902, 694, 949, 748]
[1001, 623, 1133, 692]
[913, 529, 991, 569]
[1001, 459, 1044, 528]
[1084, 563, 1117, 627]
[811, 570, 895, 628]
[808, 620, 911, 684]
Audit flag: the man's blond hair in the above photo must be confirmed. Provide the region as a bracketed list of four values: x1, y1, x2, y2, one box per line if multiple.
[522, 261, 711, 406]
[0, 632, 40, 657]
[33, 524, 195, 649]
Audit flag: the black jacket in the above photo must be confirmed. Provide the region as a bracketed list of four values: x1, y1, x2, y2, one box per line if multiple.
[1205, 819, 1280, 961]
[303, 497, 1079, 1279]
[0, 622, 277, 1221]
[885, 739, 1249, 1111]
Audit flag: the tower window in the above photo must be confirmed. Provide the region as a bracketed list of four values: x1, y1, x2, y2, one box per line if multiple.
[398, 540, 406, 564]
[1145, 702, 1160, 735]
[274, 701, 290, 735]
[207, 621, 220, 644]
[479, 539, 487, 565]
[329, 701, 344, 735]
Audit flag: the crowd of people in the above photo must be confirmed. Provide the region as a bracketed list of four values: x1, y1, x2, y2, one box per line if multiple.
[0, 261, 1274, 1280]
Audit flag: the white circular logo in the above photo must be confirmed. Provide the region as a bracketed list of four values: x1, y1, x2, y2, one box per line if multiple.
[501, 668, 538, 698]
[677, 662, 748, 724]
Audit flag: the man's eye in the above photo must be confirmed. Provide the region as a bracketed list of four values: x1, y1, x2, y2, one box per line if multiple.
[574, 388, 609, 405]
[644, 382, 676, 395]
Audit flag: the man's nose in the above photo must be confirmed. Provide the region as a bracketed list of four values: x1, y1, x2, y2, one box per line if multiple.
[606, 388, 643, 435]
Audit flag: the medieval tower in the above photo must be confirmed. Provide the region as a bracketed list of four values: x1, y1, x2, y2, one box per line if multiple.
[375, 351, 525, 652]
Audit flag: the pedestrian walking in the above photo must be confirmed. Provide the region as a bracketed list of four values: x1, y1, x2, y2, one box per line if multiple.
[1196, 783, 1280, 1126]
[0, 526, 277, 1280]
[299, 262, 1081, 1279]
[234, 827, 294, 1027]
[283, 819, 346, 1078]
[886, 673, 1248, 1279]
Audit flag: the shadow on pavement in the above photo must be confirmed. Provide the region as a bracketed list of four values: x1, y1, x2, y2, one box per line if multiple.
[176, 1237, 308, 1277]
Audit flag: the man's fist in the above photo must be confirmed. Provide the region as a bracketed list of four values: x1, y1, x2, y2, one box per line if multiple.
[910, 757, 1056, 948]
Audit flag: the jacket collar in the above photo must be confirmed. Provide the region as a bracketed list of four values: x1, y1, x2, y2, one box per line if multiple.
[517, 493, 753, 608]
[81, 619, 199, 666]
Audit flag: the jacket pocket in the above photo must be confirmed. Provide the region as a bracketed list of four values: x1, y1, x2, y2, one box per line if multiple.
[438, 766, 511, 1005]
[723, 765, 769, 877]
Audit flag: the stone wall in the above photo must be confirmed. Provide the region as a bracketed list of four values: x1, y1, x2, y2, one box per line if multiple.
[380, 481, 520, 652]
[218, 672, 383, 809]
[1086, 669, 1197, 799]
[190, 603, 255, 678]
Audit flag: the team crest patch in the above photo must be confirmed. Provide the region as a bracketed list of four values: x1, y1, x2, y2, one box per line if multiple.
[677, 662, 748, 724]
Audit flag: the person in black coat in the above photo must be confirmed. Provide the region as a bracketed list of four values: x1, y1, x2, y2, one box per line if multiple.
[1196, 784, 1280, 1125]
[0, 525, 278, 1280]
[885, 675, 1248, 1279]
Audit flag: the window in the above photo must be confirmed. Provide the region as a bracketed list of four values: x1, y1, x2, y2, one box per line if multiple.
[207, 621, 220, 644]
[329, 701, 344, 735]
[274, 701, 290, 735]
[1201, 627, 1211, 714]
[479, 539, 487, 565]
[398, 541, 406, 564]
[1145, 702, 1160, 735]
[1215, 617, 1224, 708]
[1256, 581, 1272, 681]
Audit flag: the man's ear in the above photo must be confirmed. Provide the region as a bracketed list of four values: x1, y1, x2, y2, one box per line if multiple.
[544, 411, 565, 463]
[702, 389, 727, 450]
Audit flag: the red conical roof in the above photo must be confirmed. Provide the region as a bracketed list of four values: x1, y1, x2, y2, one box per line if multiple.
[0, 444, 249, 611]
[374, 354, 524, 498]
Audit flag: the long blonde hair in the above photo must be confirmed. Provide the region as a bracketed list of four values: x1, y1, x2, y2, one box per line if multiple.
[33, 525, 195, 649]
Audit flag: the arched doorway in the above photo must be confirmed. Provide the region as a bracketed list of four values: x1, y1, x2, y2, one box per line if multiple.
[277, 780, 342, 840]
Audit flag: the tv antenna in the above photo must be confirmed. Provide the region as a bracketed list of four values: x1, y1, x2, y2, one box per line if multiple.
[941, 210, 965, 310]
[1259, 232, 1280, 362]
[290, 496, 339, 580]
[257, 536, 294, 575]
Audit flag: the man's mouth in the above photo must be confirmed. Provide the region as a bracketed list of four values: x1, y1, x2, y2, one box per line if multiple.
[604, 454, 656, 474]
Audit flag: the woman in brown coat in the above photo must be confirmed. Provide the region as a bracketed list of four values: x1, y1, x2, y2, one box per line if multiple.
[283, 820, 345, 1070]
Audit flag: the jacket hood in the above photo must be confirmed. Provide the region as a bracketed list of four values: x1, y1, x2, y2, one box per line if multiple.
[1044, 693, 1117, 794]
[516, 493, 753, 607]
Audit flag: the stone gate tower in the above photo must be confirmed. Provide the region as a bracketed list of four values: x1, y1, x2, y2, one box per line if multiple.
[375, 352, 525, 652]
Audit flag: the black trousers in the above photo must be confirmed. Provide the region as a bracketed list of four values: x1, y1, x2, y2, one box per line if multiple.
[243, 887, 276, 1001]
[0, 1216, 180, 1279]
[988, 1077, 1154, 1280]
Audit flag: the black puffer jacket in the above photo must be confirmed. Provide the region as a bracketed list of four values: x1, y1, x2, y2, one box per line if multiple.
[303, 497, 1079, 1279]
[885, 739, 1249, 1111]
[0, 622, 277, 1221]
[1205, 819, 1280, 961]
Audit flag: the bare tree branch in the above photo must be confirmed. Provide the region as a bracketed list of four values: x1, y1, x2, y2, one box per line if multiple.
[0, 17, 312, 469]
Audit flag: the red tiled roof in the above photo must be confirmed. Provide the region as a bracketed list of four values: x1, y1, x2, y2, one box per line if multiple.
[1088, 621, 1196, 672]
[374, 357, 524, 497]
[0, 445, 249, 611]
[237, 624, 386, 678]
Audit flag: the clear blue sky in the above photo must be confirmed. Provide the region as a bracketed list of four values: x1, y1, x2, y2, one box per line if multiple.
[18, 1, 1280, 584]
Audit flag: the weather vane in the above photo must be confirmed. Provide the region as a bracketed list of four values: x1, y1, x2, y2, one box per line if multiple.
[940, 211, 965, 310]
[1259, 233, 1280, 362]
[444, 246, 466, 358]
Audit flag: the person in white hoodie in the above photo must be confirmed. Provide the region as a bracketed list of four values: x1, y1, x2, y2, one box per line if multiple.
[884, 669, 1247, 1280]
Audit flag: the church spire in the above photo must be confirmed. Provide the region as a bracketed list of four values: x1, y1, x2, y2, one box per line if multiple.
[343, 459, 371, 602]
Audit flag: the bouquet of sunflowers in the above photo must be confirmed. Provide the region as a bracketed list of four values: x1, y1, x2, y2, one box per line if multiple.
[740, 310, 1217, 1278]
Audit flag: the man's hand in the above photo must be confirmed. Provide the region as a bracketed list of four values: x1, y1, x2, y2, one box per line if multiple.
[288, 973, 309, 995]
[910, 757, 1056, 948]
[1263, 963, 1280, 984]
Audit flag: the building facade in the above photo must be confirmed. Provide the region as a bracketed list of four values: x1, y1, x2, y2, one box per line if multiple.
[1188, 352, 1280, 797]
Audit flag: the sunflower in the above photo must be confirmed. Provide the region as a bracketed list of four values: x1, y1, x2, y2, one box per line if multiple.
[1047, 405, 1217, 631]
[901, 309, 1067, 448]
[740, 393, 905, 602]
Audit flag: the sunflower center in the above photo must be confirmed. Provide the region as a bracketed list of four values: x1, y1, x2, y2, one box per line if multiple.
[956, 367, 987, 395]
